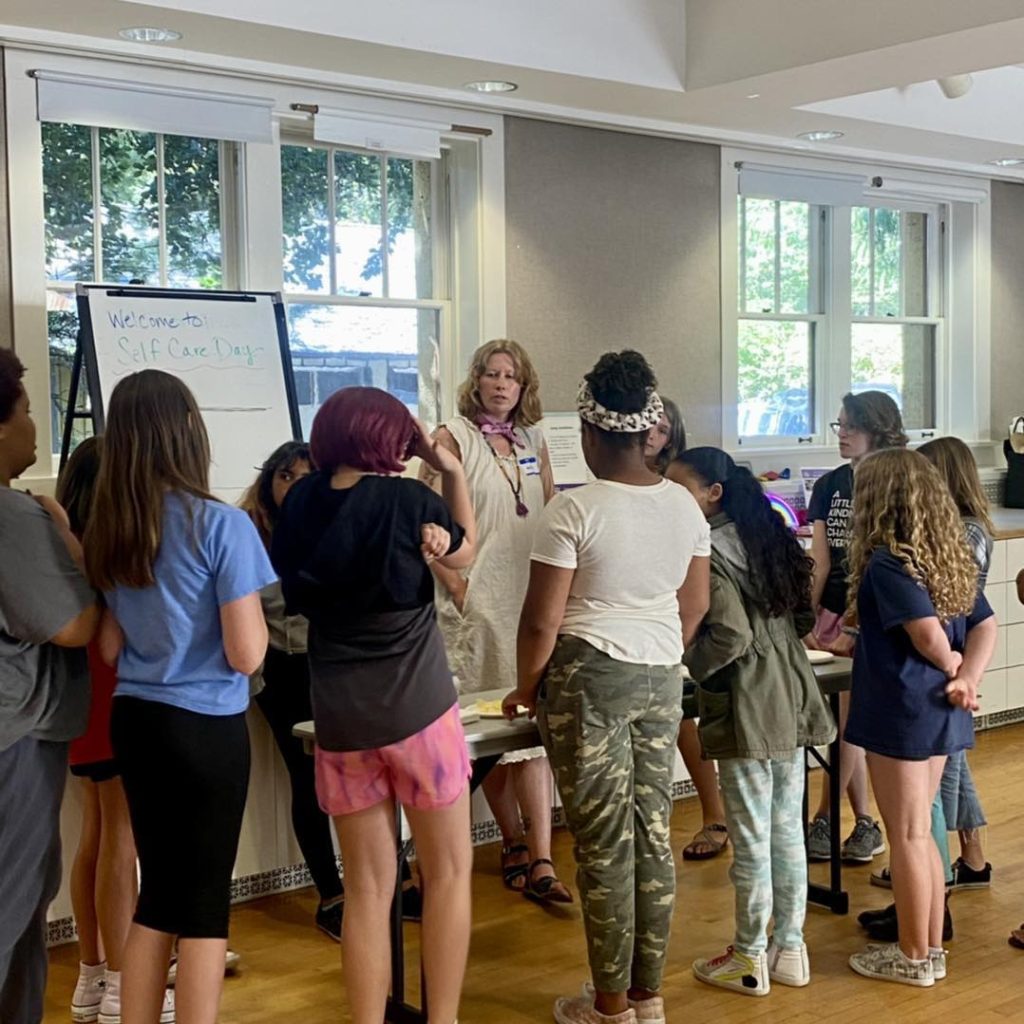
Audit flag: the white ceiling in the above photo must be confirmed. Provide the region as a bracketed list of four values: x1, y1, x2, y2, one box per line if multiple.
[2, 0, 1024, 176]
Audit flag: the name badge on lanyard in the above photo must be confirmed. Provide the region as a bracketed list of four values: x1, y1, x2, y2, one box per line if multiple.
[519, 455, 540, 477]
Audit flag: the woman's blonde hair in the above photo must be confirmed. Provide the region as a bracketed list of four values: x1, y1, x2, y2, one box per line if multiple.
[456, 339, 543, 427]
[846, 448, 977, 624]
[85, 370, 215, 590]
[918, 436, 995, 535]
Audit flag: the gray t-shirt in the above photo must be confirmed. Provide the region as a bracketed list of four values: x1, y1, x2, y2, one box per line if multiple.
[0, 488, 94, 750]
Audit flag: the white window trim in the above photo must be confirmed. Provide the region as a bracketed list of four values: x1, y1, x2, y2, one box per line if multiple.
[4, 46, 506, 482]
[721, 147, 991, 457]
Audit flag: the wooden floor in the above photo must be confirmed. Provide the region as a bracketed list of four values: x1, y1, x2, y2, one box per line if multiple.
[44, 723, 1024, 1023]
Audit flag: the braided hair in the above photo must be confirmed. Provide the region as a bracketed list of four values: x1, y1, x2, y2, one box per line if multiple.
[583, 350, 658, 450]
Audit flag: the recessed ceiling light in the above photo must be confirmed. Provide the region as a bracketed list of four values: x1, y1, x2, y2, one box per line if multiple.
[798, 130, 844, 142]
[464, 80, 518, 94]
[118, 27, 182, 43]
[746, 93, 761, 99]
[988, 157, 1024, 167]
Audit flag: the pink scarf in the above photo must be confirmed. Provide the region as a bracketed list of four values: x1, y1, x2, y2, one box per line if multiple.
[476, 414, 525, 449]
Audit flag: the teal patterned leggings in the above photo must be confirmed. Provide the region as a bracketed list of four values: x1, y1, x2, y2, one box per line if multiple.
[718, 751, 807, 955]
[537, 636, 683, 994]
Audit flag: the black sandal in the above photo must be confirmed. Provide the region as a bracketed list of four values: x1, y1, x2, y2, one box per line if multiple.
[500, 842, 530, 891]
[523, 859, 573, 904]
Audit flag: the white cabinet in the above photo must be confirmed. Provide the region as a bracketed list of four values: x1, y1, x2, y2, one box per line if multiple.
[1007, 665, 1024, 710]
[985, 582, 1007, 624]
[989, 540, 1008, 585]
[981, 668, 1007, 716]
[990, 625, 1008, 671]
[988, 536, 1024, 717]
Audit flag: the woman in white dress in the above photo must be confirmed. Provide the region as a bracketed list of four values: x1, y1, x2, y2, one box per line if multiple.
[420, 339, 571, 902]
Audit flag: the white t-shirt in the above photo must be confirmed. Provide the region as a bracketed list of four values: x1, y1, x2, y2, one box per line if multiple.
[531, 478, 711, 665]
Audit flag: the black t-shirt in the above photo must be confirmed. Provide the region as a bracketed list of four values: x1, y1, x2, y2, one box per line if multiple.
[271, 472, 465, 750]
[807, 464, 854, 615]
[272, 472, 464, 622]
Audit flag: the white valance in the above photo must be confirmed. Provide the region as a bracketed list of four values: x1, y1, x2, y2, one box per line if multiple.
[33, 69, 274, 143]
[736, 162, 866, 206]
[313, 108, 450, 160]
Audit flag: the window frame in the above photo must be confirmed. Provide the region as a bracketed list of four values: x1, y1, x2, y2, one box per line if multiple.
[5, 48, 506, 480]
[278, 133, 453, 432]
[722, 148, 989, 454]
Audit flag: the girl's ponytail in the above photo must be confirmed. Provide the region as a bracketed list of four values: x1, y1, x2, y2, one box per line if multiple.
[675, 447, 812, 617]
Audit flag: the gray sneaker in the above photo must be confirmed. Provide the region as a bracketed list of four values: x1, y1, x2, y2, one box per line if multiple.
[842, 816, 885, 863]
[807, 816, 831, 862]
[849, 943, 934, 987]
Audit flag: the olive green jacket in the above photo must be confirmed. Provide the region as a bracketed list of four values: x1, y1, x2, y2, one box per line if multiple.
[682, 514, 836, 760]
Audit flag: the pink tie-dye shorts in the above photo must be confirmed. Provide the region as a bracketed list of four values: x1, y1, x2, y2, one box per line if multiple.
[314, 702, 471, 817]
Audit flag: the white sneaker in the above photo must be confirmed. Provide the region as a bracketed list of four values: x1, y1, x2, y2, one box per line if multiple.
[692, 946, 770, 997]
[167, 949, 239, 986]
[581, 982, 665, 1024]
[849, 943, 934, 987]
[98, 973, 175, 1024]
[766, 941, 810, 987]
[71, 962, 107, 1023]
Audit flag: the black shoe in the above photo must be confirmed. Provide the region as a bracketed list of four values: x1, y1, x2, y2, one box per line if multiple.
[401, 884, 423, 922]
[858, 902, 896, 929]
[864, 898, 954, 943]
[315, 899, 343, 942]
[951, 856, 992, 890]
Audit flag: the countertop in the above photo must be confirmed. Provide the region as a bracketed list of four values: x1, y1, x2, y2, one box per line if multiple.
[991, 507, 1024, 541]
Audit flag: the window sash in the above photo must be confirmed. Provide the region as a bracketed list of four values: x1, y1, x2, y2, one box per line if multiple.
[729, 178, 946, 448]
[43, 125, 232, 289]
[279, 139, 442, 302]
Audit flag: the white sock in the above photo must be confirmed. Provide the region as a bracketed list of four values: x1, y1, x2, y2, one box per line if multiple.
[79, 962, 106, 978]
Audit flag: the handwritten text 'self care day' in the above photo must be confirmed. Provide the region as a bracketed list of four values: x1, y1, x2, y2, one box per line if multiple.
[116, 335, 265, 368]
[108, 310, 264, 369]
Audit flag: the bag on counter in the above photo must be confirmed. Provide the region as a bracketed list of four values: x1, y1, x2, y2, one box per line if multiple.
[1005, 416, 1024, 509]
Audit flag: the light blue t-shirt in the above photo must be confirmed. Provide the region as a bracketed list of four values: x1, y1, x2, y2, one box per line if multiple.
[106, 494, 276, 716]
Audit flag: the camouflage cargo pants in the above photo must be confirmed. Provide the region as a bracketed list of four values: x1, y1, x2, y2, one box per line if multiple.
[536, 635, 683, 994]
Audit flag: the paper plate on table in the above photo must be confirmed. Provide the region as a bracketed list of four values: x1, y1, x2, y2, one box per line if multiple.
[476, 698, 527, 718]
[805, 648, 834, 664]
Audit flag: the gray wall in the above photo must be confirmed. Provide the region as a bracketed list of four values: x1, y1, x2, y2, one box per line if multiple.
[991, 180, 1024, 441]
[504, 117, 722, 446]
[0, 52, 13, 348]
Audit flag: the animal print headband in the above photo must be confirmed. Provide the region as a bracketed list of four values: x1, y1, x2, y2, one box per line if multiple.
[576, 380, 664, 433]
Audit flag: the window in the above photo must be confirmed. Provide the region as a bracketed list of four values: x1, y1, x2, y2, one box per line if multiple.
[849, 206, 938, 431]
[42, 122, 229, 451]
[728, 164, 945, 446]
[280, 143, 446, 436]
[737, 198, 820, 438]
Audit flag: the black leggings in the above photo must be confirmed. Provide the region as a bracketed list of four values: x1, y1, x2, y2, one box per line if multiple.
[255, 648, 343, 904]
[111, 696, 249, 938]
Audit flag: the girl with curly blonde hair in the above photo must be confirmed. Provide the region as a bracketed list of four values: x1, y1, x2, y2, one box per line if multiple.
[844, 448, 996, 989]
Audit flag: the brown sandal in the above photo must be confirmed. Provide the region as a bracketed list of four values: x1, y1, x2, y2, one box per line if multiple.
[523, 859, 573, 904]
[500, 842, 530, 891]
[682, 823, 730, 861]
[1009, 925, 1024, 950]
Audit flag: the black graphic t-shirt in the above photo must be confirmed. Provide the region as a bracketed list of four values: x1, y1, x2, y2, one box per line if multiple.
[807, 463, 854, 615]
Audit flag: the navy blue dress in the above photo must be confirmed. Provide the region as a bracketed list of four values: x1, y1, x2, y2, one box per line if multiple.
[845, 548, 993, 760]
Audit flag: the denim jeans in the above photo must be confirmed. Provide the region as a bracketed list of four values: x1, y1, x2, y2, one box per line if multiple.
[939, 749, 987, 831]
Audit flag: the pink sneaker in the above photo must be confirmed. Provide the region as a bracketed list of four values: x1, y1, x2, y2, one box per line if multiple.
[553, 994, 636, 1024]
[580, 982, 664, 1024]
